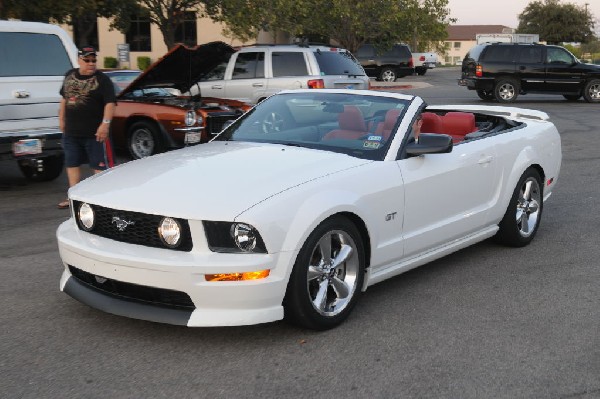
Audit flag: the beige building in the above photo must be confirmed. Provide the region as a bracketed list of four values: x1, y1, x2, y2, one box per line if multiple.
[61, 15, 272, 69]
[441, 25, 515, 65]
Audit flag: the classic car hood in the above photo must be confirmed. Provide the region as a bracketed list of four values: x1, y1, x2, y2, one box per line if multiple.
[70, 142, 371, 221]
[119, 41, 235, 97]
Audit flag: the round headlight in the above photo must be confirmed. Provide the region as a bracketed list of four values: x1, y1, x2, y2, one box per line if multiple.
[158, 217, 181, 247]
[231, 223, 257, 252]
[185, 110, 197, 126]
[78, 203, 95, 231]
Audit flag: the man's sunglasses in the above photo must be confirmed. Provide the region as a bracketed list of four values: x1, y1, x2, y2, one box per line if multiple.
[80, 57, 97, 63]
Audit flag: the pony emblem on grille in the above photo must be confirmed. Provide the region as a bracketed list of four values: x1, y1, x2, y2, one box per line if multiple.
[112, 216, 135, 231]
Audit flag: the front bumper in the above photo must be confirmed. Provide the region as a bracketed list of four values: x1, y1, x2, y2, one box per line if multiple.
[57, 219, 293, 327]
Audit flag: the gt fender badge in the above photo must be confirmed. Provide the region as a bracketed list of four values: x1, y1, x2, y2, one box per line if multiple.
[112, 216, 135, 231]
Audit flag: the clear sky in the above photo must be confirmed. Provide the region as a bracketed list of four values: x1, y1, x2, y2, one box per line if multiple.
[447, 0, 600, 29]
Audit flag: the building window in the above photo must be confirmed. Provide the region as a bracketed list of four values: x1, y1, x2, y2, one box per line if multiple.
[126, 15, 151, 52]
[453, 42, 461, 49]
[175, 11, 197, 47]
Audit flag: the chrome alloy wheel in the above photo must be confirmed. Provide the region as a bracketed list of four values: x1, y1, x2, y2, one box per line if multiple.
[380, 69, 396, 82]
[130, 127, 155, 158]
[498, 82, 516, 101]
[515, 177, 542, 237]
[587, 82, 600, 101]
[306, 229, 360, 317]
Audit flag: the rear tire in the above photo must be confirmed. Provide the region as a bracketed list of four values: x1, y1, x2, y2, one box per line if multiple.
[379, 67, 397, 82]
[495, 168, 543, 247]
[18, 154, 64, 182]
[284, 216, 365, 330]
[582, 79, 600, 103]
[494, 78, 520, 103]
[416, 67, 427, 76]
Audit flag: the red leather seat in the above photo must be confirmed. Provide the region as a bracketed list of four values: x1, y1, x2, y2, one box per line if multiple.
[421, 112, 443, 133]
[323, 106, 367, 140]
[442, 112, 477, 143]
[374, 108, 402, 140]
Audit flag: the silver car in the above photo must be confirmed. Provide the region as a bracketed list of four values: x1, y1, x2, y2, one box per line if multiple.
[195, 44, 370, 104]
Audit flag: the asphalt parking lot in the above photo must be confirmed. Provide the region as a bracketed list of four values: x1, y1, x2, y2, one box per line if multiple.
[1, 67, 599, 399]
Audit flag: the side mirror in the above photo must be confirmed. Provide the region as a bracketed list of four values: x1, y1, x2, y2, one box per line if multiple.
[406, 133, 453, 156]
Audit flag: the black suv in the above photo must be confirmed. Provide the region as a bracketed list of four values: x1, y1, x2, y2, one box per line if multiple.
[459, 43, 600, 103]
[355, 44, 414, 82]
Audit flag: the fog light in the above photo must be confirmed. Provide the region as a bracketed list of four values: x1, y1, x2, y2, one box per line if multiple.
[78, 203, 95, 231]
[205, 270, 270, 282]
[158, 217, 181, 247]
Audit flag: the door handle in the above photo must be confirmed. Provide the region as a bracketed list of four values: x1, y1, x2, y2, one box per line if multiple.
[12, 90, 30, 99]
[211, 85, 223, 89]
[478, 155, 494, 164]
[252, 83, 264, 87]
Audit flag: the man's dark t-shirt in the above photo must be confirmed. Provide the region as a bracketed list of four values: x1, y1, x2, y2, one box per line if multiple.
[60, 69, 116, 137]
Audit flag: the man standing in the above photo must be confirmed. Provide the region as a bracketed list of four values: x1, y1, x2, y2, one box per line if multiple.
[57, 46, 116, 209]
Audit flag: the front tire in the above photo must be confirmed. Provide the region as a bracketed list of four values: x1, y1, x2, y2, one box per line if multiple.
[582, 79, 600, 103]
[284, 216, 365, 330]
[495, 168, 543, 247]
[18, 154, 64, 182]
[128, 121, 162, 159]
[379, 67, 397, 82]
[494, 78, 520, 103]
[563, 94, 581, 101]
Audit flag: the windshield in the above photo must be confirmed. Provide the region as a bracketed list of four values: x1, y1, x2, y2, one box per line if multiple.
[214, 92, 409, 160]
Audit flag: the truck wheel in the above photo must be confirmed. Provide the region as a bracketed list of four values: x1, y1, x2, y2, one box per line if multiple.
[494, 78, 519, 103]
[379, 68, 397, 82]
[582, 79, 600, 103]
[563, 94, 581, 101]
[128, 121, 162, 159]
[18, 154, 64, 182]
[477, 90, 495, 101]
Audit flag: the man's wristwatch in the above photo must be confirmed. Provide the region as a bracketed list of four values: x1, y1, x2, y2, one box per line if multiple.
[102, 119, 111, 124]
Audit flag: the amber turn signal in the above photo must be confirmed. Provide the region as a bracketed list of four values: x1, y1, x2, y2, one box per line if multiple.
[205, 270, 270, 282]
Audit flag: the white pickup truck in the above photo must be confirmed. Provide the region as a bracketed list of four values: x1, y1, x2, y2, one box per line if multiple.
[412, 52, 438, 76]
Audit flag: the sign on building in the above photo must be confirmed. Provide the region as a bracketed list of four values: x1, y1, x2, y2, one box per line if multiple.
[117, 44, 130, 63]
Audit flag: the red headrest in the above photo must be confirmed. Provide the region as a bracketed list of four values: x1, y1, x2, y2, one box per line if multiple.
[443, 112, 476, 135]
[338, 106, 366, 131]
[420, 112, 443, 133]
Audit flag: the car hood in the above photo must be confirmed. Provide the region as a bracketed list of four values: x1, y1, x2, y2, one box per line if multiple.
[70, 142, 371, 221]
[118, 41, 235, 98]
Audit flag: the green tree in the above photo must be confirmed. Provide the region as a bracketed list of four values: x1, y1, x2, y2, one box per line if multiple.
[0, 0, 139, 47]
[205, 0, 453, 53]
[517, 0, 596, 44]
[137, 0, 207, 49]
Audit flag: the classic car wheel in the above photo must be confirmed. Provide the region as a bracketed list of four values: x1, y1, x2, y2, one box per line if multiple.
[17, 154, 64, 182]
[476, 89, 495, 101]
[128, 121, 162, 159]
[494, 78, 519, 103]
[284, 216, 365, 330]
[496, 168, 543, 247]
[583, 79, 600, 103]
[379, 67, 397, 82]
[563, 94, 581, 101]
[262, 112, 285, 133]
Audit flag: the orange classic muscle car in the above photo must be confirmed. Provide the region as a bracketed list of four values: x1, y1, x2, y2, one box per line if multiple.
[108, 42, 251, 159]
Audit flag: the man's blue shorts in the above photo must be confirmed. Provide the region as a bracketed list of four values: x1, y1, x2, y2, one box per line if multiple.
[62, 135, 108, 170]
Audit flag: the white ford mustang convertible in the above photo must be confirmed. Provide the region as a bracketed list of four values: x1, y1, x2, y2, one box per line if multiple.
[57, 89, 562, 330]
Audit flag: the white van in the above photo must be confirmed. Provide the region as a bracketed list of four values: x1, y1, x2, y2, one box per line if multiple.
[0, 20, 78, 181]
